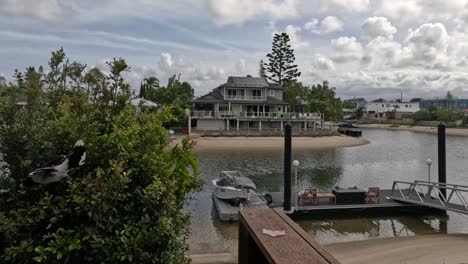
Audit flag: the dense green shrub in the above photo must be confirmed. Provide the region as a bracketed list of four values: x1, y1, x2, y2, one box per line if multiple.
[413, 109, 432, 121]
[436, 109, 464, 122]
[0, 49, 201, 263]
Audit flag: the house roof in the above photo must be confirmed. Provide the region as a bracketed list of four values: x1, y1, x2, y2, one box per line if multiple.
[192, 76, 287, 105]
[226, 76, 269, 88]
[192, 88, 226, 104]
[130, 98, 158, 108]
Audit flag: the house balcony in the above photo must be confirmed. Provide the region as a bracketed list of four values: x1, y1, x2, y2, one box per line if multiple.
[224, 95, 266, 101]
[190, 111, 323, 120]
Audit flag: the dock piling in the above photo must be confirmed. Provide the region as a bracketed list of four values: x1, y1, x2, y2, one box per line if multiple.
[283, 122, 292, 212]
[438, 122, 447, 199]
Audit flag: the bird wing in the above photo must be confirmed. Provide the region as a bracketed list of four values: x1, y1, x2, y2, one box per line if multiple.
[46, 155, 67, 167]
[28, 167, 60, 184]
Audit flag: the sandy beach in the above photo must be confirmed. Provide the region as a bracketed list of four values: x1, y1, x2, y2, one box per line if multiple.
[325, 234, 468, 264]
[191, 135, 369, 152]
[359, 124, 468, 137]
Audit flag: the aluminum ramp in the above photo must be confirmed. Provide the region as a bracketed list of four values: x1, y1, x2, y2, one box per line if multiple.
[389, 180, 468, 215]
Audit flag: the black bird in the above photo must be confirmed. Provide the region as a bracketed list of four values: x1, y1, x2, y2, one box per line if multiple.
[24, 140, 86, 185]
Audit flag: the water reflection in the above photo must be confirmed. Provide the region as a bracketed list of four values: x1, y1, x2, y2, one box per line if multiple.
[296, 214, 449, 245]
[187, 128, 468, 254]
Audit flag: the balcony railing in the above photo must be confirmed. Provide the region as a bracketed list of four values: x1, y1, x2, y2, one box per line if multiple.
[224, 95, 266, 101]
[191, 111, 322, 120]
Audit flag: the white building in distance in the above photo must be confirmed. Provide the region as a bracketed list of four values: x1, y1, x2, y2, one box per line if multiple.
[365, 101, 420, 119]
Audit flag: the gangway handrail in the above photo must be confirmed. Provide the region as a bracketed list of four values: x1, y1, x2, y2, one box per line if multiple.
[390, 180, 468, 214]
[414, 180, 468, 191]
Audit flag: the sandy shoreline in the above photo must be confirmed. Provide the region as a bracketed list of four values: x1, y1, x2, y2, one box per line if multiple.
[191, 135, 369, 152]
[324, 234, 468, 264]
[359, 124, 468, 137]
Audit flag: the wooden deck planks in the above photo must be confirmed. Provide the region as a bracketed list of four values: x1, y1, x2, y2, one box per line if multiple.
[239, 208, 340, 264]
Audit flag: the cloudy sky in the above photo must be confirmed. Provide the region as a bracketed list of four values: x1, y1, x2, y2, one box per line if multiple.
[2, 0, 468, 100]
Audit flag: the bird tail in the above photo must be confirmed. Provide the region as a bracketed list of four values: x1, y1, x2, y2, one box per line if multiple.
[75, 140, 85, 147]
[68, 140, 86, 169]
[22, 177, 35, 187]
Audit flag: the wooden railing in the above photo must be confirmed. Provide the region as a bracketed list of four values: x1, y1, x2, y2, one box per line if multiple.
[225, 95, 266, 101]
[239, 208, 341, 264]
[191, 111, 323, 120]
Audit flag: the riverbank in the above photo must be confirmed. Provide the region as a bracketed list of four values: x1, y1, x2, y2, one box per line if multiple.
[191, 135, 369, 152]
[324, 234, 468, 264]
[358, 124, 468, 137]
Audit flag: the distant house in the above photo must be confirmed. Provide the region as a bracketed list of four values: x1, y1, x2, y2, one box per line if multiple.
[365, 101, 420, 119]
[189, 76, 324, 134]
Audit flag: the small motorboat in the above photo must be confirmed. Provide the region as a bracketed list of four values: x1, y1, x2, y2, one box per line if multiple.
[212, 171, 256, 206]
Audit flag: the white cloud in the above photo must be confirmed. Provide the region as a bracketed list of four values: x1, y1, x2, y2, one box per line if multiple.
[362, 36, 403, 69]
[236, 59, 246, 72]
[159, 53, 174, 70]
[0, 0, 72, 21]
[362, 17, 397, 41]
[207, 0, 298, 25]
[331, 36, 363, 63]
[304, 16, 343, 34]
[321, 16, 344, 33]
[375, 0, 422, 22]
[318, 0, 369, 12]
[157, 52, 226, 82]
[304, 19, 319, 33]
[402, 23, 449, 66]
[312, 54, 336, 71]
[282, 25, 308, 49]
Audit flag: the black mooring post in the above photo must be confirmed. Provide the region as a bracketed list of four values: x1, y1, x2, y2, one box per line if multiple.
[283, 122, 292, 211]
[438, 122, 447, 199]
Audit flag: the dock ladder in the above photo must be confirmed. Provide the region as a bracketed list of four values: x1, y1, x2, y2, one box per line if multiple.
[390, 180, 468, 214]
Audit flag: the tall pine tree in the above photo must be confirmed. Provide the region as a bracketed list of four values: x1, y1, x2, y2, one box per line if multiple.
[258, 59, 266, 78]
[264, 33, 301, 85]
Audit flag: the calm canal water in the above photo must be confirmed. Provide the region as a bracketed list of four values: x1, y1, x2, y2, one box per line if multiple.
[186, 128, 468, 254]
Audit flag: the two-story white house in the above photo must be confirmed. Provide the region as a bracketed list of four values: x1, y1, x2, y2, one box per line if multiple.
[190, 76, 324, 134]
[365, 101, 420, 119]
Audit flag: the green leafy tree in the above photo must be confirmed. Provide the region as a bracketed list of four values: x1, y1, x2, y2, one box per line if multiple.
[305, 81, 343, 121]
[284, 80, 343, 121]
[283, 81, 306, 112]
[0, 75, 6, 87]
[426, 104, 438, 120]
[351, 107, 364, 119]
[264, 33, 301, 85]
[410, 98, 421, 102]
[436, 109, 464, 122]
[139, 77, 160, 99]
[0, 50, 201, 263]
[413, 109, 432, 121]
[445, 91, 455, 109]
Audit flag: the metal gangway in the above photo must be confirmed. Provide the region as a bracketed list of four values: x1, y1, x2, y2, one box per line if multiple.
[390, 180, 468, 214]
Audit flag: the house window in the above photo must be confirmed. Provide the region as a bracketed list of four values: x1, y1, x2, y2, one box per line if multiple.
[405, 105, 408, 108]
[252, 90, 262, 97]
[218, 104, 229, 111]
[382, 104, 384, 107]
[270, 90, 275, 96]
[386, 104, 390, 107]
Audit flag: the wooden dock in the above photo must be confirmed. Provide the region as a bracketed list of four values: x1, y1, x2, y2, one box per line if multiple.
[267, 189, 444, 219]
[213, 189, 444, 222]
[337, 128, 362, 137]
[212, 192, 269, 221]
